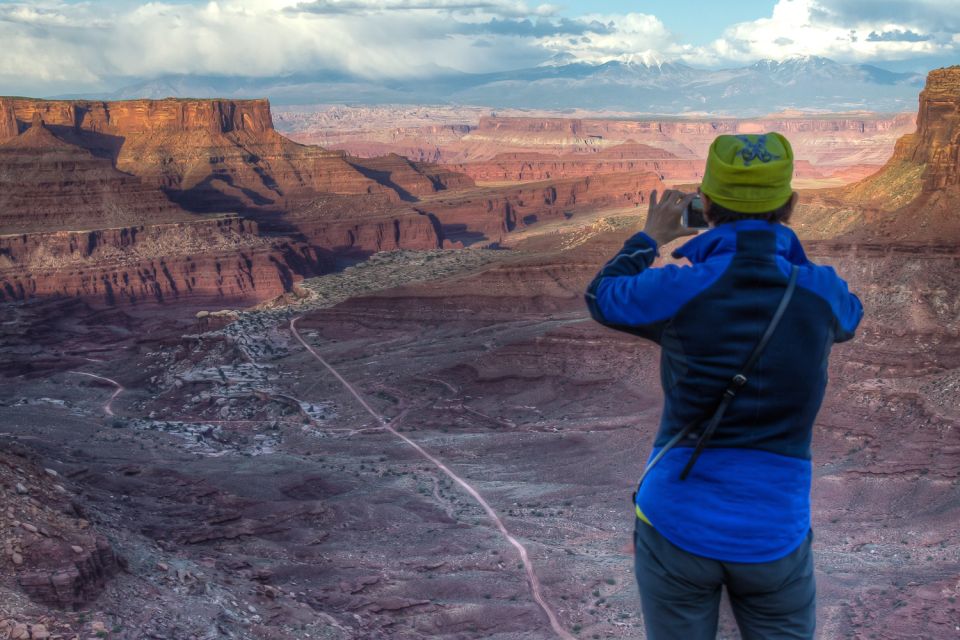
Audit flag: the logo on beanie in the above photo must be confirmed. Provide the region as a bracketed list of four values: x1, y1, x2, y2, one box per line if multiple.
[734, 134, 780, 167]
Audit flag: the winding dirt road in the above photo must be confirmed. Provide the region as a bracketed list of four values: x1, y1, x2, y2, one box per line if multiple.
[71, 371, 124, 417]
[290, 316, 574, 640]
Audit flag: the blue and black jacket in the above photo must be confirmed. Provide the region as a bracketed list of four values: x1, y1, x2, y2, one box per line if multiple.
[585, 220, 863, 562]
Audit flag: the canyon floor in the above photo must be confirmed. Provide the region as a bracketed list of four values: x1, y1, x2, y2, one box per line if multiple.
[1, 206, 957, 640]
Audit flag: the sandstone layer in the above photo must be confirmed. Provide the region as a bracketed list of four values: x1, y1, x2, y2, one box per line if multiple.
[450, 143, 694, 183]
[797, 66, 960, 242]
[0, 96, 671, 305]
[0, 99, 492, 305]
[277, 105, 916, 184]
[0, 97, 471, 217]
[416, 171, 663, 246]
[0, 216, 320, 306]
[0, 111, 332, 306]
[0, 114, 193, 233]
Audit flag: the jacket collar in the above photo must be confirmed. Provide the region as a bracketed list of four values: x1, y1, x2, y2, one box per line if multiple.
[671, 220, 809, 265]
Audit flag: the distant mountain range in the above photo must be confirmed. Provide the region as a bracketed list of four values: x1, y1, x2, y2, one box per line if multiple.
[59, 56, 924, 114]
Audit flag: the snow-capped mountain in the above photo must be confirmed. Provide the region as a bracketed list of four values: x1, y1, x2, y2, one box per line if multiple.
[63, 56, 925, 114]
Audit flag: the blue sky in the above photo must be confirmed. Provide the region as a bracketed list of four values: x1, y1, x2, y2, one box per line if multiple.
[0, 0, 957, 95]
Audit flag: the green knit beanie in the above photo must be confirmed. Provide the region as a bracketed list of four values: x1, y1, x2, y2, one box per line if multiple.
[700, 133, 794, 214]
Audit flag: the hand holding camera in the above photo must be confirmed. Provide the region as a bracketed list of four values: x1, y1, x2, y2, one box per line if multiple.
[642, 189, 704, 247]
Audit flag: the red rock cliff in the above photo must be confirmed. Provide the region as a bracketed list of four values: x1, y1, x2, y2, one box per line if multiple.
[0, 97, 274, 137]
[0, 97, 395, 211]
[893, 66, 960, 191]
[0, 100, 16, 139]
[0, 115, 195, 233]
[451, 143, 701, 183]
[478, 117, 585, 137]
[0, 216, 320, 306]
[803, 66, 960, 242]
[0, 96, 457, 262]
[418, 171, 664, 246]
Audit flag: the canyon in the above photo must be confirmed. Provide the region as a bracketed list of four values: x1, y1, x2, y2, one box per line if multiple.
[0, 98, 668, 307]
[277, 106, 916, 188]
[0, 67, 958, 640]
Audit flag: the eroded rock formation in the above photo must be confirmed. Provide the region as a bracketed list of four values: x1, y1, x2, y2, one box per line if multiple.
[797, 66, 960, 241]
[418, 171, 663, 246]
[451, 144, 700, 184]
[0, 97, 466, 214]
[0, 99, 481, 305]
[280, 107, 915, 180]
[0, 114, 194, 233]
[899, 66, 960, 191]
[0, 96, 675, 306]
[0, 216, 320, 305]
[347, 153, 475, 200]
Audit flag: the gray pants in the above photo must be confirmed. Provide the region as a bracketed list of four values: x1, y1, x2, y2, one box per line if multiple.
[633, 518, 816, 640]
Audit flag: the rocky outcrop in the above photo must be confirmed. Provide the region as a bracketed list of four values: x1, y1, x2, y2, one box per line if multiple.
[0, 97, 394, 213]
[0, 114, 194, 233]
[418, 171, 663, 246]
[287, 195, 443, 252]
[347, 154, 475, 200]
[0, 98, 474, 305]
[0, 444, 124, 612]
[895, 66, 960, 191]
[0, 216, 322, 305]
[0, 114, 330, 306]
[0, 100, 16, 139]
[0, 97, 480, 215]
[800, 66, 960, 242]
[452, 144, 702, 183]
[0, 97, 274, 137]
[17, 537, 121, 611]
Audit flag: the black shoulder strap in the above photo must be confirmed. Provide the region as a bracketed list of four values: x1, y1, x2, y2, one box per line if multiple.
[635, 265, 799, 489]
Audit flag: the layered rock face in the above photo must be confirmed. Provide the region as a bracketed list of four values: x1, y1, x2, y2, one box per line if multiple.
[469, 114, 916, 167]
[477, 115, 585, 137]
[0, 98, 482, 305]
[418, 171, 663, 246]
[0, 97, 396, 213]
[279, 107, 915, 181]
[0, 111, 331, 306]
[347, 153, 475, 200]
[0, 114, 194, 233]
[0, 99, 16, 140]
[897, 66, 960, 191]
[0, 216, 320, 305]
[452, 143, 702, 184]
[286, 194, 444, 252]
[2, 98, 274, 135]
[0, 96, 694, 306]
[799, 66, 960, 242]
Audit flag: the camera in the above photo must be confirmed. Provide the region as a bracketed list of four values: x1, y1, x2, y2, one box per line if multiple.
[682, 195, 709, 230]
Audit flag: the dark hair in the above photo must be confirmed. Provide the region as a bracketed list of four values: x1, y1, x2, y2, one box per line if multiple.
[706, 200, 792, 225]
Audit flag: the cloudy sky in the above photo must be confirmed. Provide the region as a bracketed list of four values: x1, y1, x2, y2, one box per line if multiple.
[1, 0, 957, 96]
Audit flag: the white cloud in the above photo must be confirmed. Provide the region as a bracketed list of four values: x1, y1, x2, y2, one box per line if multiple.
[695, 0, 957, 65]
[536, 12, 684, 64]
[0, 0, 577, 94]
[0, 0, 956, 96]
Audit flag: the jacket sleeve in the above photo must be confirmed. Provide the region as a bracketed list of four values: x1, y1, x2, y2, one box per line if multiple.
[831, 273, 864, 343]
[584, 231, 671, 343]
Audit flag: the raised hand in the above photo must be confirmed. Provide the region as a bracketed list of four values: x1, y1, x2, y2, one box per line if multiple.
[642, 189, 700, 247]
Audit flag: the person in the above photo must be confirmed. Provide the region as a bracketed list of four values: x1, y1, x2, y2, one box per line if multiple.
[584, 133, 863, 640]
